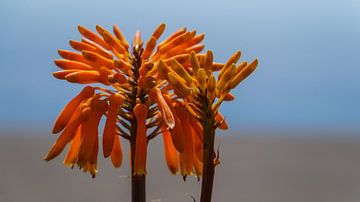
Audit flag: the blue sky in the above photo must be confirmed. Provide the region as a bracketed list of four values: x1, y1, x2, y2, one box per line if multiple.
[0, 0, 359, 133]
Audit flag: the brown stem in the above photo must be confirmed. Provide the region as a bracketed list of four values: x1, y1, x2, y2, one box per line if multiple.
[200, 106, 216, 202]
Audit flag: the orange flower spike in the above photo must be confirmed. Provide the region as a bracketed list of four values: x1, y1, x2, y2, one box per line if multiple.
[171, 59, 193, 85]
[113, 25, 129, 50]
[54, 59, 93, 71]
[151, 23, 166, 40]
[218, 51, 241, 79]
[52, 86, 94, 133]
[161, 125, 179, 175]
[149, 88, 175, 130]
[78, 25, 110, 50]
[63, 126, 82, 167]
[45, 106, 91, 161]
[133, 103, 148, 176]
[101, 30, 127, 55]
[82, 50, 116, 70]
[110, 134, 123, 168]
[215, 112, 229, 130]
[133, 30, 142, 48]
[78, 99, 109, 165]
[103, 94, 123, 157]
[142, 37, 157, 60]
[228, 59, 258, 90]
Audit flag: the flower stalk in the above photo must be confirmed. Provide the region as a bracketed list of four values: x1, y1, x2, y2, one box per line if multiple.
[199, 97, 216, 202]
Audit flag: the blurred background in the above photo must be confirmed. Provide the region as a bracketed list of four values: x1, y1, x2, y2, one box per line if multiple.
[0, 0, 359, 201]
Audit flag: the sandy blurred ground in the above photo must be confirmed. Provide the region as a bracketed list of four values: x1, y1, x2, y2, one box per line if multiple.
[1, 132, 360, 202]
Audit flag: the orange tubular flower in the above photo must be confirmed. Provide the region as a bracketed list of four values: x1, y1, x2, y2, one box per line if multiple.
[161, 125, 179, 175]
[46, 23, 206, 181]
[133, 103, 148, 176]
[103, 94, 123, 157]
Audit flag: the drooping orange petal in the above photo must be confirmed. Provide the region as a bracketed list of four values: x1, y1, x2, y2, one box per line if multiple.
[149, 88, 175, 130]
[110, 134, 123, 168]
[103, 94, 123, 157]
[163, 95, 184, 153]
[63, 125, 82, 167]
[215, 111, 229, 130]
[77, 99, 108, 167]
[52, 86, 94, 133]
[45, 107, 90, 161]
[176, 105, 194, 177]
[133, 103, 148, 176]
[189, 115, 203, 142]
[192, 125, 203, 162]
[161, 125, 179, 175]
[193, 149, 203, 178]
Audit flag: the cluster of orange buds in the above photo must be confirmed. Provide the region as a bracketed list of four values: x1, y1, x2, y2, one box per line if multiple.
[160, 50, 258, 122]
[45, 23, 206, 177]
[156, 50, 258, 179]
